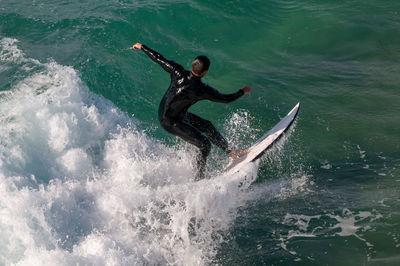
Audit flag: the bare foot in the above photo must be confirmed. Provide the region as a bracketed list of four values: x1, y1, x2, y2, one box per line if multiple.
[228, 150, 249, 159]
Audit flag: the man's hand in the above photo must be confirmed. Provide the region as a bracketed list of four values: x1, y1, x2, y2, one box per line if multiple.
[133, 43, 142, 50]
[242, 85, 251, 95]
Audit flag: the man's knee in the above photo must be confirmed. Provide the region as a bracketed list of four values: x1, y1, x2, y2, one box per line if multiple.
[202, 119, 213, 130]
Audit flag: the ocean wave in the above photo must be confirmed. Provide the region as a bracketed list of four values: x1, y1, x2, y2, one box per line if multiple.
[0, 38, 272, 265]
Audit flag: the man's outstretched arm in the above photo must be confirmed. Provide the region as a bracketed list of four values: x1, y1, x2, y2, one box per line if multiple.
[204, 85, 251, 103]
[133, 43, 180, 74]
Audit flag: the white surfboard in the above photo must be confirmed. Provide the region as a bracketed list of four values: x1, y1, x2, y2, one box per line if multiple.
[225, 102, 300, 175]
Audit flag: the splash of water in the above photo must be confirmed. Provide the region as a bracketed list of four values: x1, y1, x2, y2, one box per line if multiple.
[0, 38, 264, 265]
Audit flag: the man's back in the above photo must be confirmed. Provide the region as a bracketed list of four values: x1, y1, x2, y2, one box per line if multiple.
[159, 69, 216, 121]
[140, 44, 244, 122]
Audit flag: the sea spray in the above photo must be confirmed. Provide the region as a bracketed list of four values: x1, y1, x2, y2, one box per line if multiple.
[0, 38, 263, 265]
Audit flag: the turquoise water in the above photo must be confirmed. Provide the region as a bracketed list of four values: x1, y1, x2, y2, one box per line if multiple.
[1, 0, 399, 265]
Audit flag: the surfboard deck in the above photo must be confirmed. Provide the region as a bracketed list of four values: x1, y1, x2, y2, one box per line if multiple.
[224, 102, 300, 175]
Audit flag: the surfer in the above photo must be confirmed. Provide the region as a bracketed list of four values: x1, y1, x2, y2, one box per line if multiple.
[133, 43, 251, 180]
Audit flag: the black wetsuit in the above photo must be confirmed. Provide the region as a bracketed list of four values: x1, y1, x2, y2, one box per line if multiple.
[141, 44, 244, 179]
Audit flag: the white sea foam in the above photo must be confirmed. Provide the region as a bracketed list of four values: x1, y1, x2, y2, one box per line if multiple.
[0, 38, 266, 265]
[278, 208, 382, 260]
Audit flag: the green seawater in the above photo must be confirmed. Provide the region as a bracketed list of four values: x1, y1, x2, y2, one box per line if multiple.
[1, 0, 399, 265]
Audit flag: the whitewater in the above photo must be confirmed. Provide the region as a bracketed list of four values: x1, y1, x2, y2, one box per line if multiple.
[0, 37, 306, 265]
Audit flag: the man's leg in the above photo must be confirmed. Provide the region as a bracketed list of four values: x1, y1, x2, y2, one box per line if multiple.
[161, 119, 211, 180]
[185, 113, 249, 159]
[184, 113, 230, 153]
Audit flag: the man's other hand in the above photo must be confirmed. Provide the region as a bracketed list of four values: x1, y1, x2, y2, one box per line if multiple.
[242, 85, 251, 94]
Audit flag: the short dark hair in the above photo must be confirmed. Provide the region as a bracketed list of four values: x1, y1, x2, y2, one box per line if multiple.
[192, 55, 210, 75]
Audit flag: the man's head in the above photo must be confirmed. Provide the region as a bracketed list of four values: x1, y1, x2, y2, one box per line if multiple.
[192, 55, 210, 77]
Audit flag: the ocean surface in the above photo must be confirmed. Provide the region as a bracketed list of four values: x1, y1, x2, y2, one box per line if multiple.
[1, 0, 399, 265]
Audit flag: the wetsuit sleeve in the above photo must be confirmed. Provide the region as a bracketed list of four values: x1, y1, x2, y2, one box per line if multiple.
[203, 85, 244, 103]
[141, 44, 182, 74]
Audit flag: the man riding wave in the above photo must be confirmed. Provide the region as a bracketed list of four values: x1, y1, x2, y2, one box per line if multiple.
[133, 43, 251, 180]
